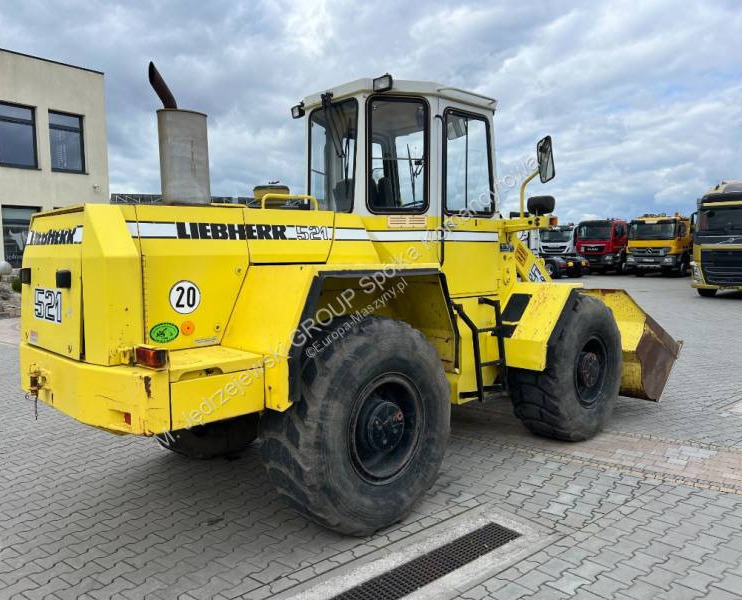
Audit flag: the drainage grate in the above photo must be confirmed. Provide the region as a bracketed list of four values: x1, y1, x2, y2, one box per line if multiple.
[331, 522, 521, 600]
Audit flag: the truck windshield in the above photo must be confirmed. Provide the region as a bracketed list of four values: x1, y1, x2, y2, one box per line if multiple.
[308, 98, 358, 212]
[540, 229, 572, 242]
[577, 223, 611, 240]
[698, 207, 742, 233]
[629, 222, 676, 240]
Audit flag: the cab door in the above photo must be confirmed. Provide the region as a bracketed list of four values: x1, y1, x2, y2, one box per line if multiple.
[439, 108, 499, 297]
[360, 95, 440, 265]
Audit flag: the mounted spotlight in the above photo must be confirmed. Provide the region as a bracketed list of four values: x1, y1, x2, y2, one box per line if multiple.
[373, 73, 394, 92]
[291, 102, 305, 119]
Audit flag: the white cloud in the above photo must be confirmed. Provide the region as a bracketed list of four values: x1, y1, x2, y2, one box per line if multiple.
[1, 0, 740, 223]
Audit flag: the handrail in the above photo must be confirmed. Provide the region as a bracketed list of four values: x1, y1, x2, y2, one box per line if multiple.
[260, 193, 319, 210]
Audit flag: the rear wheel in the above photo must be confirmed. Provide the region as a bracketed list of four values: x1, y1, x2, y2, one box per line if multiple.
[697, 288, 717, 297]
[260, 316, 450, 536]
[156, 414, 259, 459]
[508, 293, 621, 441]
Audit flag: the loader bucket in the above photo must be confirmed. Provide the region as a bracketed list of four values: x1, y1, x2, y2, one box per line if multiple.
[583, 289, 682, 402]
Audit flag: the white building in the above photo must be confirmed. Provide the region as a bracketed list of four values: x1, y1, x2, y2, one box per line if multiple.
[0, 48, 109, 266]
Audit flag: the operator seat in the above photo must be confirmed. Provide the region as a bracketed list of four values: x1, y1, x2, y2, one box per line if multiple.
[377, 177, 396, 208]
[333, 179, 353, 212]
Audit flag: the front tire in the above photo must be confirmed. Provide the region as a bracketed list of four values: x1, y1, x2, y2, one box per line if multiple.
[156, 414, 259, 459]
[260, 316, 450, 536]
[508, 293, 622, 441]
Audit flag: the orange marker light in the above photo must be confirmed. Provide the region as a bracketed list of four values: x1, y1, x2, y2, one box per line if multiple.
[135, 346, 168, 369]
[181, 320, 195, 336]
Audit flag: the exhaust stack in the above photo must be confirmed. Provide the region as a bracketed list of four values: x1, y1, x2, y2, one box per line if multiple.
[149, 62, 211, 204]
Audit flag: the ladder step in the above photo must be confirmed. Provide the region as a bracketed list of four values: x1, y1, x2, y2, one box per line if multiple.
[481, 360, 503, 367]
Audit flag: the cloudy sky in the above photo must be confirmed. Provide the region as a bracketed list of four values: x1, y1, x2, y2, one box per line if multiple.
[2, 0, 741, 222]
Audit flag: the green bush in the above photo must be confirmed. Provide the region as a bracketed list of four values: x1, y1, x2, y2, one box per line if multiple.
[11, 277, 21, 293]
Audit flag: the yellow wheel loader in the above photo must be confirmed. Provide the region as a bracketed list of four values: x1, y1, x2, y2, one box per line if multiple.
[19, 67, 681, 536]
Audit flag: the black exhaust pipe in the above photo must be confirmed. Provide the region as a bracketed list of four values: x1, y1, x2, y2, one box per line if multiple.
[148, 61, 177, 109]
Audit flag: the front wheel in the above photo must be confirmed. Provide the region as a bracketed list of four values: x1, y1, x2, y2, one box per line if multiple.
[260, 316, 450, 536]
[156, 414, 259, 459]
[545, 261, 558, 278]
[508, 293, 622, 441]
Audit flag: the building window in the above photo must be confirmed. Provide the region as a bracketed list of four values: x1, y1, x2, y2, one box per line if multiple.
[2, 205, 39, 267]
[49, 111, 85, 173]
[0, 101, 38, 169]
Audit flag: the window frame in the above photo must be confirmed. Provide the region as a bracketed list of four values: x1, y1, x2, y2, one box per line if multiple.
[306, 97, 359, 213]
[2, 204, 41, 268]
[48, 109, 86, 174]
[442, 107, 495, 217]
[0, 100, 38, 170]
[365, 94, 430, 215]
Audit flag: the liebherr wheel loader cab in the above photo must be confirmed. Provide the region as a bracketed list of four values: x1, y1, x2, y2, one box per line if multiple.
[19, 68, 682, 536]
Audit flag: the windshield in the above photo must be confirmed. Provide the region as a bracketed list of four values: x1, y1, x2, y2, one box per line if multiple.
[540, 229, 572, 243]
[629, 221, 676, 240]
[698, 207, 742, 233]
[308, 98, 358, 211]
[578, 223, 611, 240]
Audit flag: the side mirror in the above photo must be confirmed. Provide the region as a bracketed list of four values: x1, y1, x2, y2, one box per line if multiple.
[537, 135, 555, 183]
[527, 195, 555, 216]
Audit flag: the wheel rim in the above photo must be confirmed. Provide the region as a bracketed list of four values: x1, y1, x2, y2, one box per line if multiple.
[573, 336, 608, 408]
[546, 263, 555, 276]
[349, 373, 424, 484]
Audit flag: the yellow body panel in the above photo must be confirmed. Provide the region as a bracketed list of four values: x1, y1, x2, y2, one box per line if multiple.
[20, 341, 170, 435]
[18, 203, 678, 436]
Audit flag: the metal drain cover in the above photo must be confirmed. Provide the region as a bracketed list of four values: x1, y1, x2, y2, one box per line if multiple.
[330, 522, 521, 600]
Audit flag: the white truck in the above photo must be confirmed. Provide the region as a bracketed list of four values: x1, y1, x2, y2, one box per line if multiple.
[539, 224, 577, 255]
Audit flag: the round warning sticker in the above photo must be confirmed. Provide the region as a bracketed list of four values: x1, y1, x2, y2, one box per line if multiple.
[169, 280, 201, 314]
[150, 322, 179, 344]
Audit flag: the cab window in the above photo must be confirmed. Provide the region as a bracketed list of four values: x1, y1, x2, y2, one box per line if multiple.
[367, 97, 428, 213]
[308, 98, 358, 212]
[444, 110, 493, 214]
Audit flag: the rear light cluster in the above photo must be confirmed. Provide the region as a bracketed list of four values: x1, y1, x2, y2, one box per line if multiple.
[135, 346, 168, 369]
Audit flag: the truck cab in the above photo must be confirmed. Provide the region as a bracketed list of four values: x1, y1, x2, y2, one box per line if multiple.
[691, 181, 742, 297]
[575, 219, 628, 273]
[626, 213, 692, 276]
[539, 223, 576, 255]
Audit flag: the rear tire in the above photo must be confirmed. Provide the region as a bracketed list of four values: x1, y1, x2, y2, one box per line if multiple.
[260, 316, 450, 536]
[156, 414, 259, 459]
[697, 288, 717, 297]
[507, 293, 622, 442]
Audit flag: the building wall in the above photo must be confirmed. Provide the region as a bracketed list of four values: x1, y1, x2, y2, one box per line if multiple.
[0, 49, 109, 266]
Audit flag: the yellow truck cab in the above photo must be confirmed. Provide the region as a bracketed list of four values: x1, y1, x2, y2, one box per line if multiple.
[626, 213, 692, 276]
[691, 181, 742, 297]
[18, 67, 681, 536]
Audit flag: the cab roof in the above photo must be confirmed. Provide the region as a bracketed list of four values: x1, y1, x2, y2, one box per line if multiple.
[302, 78, 497, 113]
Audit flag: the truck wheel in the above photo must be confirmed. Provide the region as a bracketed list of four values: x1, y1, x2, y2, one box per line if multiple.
[545, 261, 556, 277]
[508, 293, 621, 442]
[156, 414, 259, 459]
[260, 316, 450, 536]
[697, 288, 717, 298]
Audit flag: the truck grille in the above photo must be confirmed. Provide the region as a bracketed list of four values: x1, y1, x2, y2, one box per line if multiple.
[542, 245, 568, 254]
[631, 247, 664, 257]
[701, 250, 742, 285]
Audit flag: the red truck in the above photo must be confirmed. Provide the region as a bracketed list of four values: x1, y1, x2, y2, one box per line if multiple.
[576, 219, 629, 273]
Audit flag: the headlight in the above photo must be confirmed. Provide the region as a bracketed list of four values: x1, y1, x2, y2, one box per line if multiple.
[603, 254, 614, 262]
[662, 256, 674, 264]
[691, 262, 702, 281]
[567, 261, 574, 267]
[626, 256, 635, 263]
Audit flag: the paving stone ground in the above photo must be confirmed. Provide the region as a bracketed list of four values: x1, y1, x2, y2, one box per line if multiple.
[1, 274, 741, 599]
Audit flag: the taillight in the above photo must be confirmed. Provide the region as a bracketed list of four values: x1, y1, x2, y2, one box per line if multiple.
[135, 346, 168, 369]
